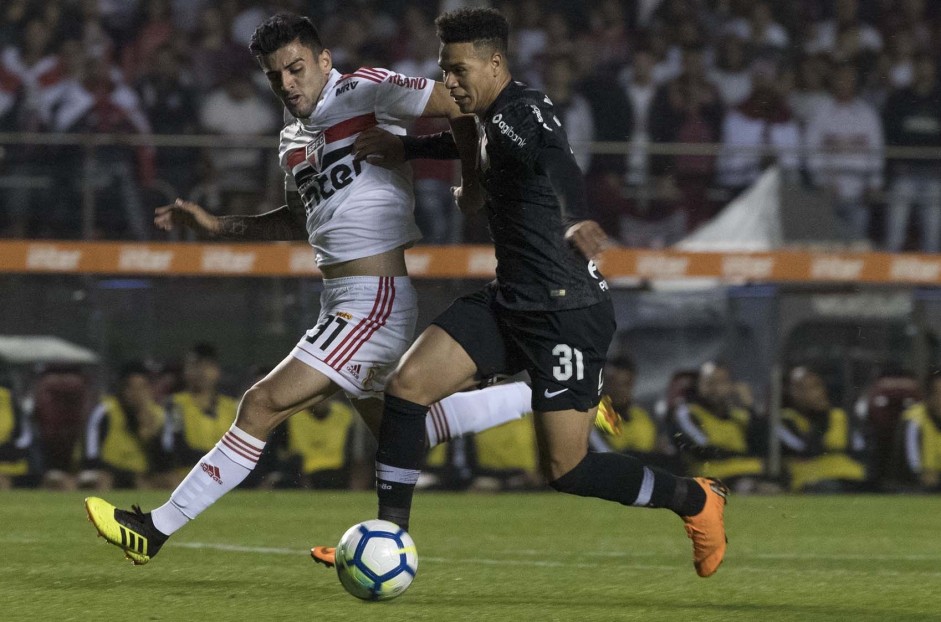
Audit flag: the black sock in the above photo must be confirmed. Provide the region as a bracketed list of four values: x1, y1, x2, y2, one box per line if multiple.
[548, 452, 706, 516]
[375, 394, 429, 532]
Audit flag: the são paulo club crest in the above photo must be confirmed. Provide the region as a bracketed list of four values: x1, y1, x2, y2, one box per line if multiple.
[305, 132, 326, 172]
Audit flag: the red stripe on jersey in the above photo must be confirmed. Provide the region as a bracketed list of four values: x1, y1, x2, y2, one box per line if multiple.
[339, 72, 382, 84]
[324, 113, 377, 144]
[326, 277, 394, 370]
[356, 67, 388, 80]
[331, 278, 395, 370]
[286, 147, 306, 170]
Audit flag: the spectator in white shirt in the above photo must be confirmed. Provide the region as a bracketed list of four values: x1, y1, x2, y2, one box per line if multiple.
[805, 62, 884, 245]
[787, 54, 832, 129]
[716, 60, 801, 192]
[708, 34, 752, 108]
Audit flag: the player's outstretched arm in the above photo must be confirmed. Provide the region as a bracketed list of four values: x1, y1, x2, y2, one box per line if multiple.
[154, 197, 307, 241]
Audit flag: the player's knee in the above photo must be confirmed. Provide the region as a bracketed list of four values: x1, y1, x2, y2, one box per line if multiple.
[236, 384, 282, 434]
[542, 450, 588, 487]
[385, 364, 428, 402]
[547, 458, 588, 494]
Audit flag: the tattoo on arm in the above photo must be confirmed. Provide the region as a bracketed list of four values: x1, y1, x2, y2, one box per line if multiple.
[215, 201, 307, 241]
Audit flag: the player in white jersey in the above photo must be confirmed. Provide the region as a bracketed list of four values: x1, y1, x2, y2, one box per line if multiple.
[84, 12, 533, 567]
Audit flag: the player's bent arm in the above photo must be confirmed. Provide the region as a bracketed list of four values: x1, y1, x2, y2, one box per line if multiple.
[400, 132, 459, 160]
[421, 82, 482, 213]
[536, 146, 611, 258]
[421, 81, 464, 120]
[216, 197, 307, 241]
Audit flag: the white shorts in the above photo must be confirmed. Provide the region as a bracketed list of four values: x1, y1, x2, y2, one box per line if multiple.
[291, 276, 418, 399]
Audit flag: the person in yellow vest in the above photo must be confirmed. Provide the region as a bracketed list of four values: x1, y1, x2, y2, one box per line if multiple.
[266, 394, 369, 489]
[591, 354, 679, 472]
[0, 382, 31, 489]
[468, 414, 540, 491]
[421, 381, 536, 491]
[898, 371, 941, 491]
[78, 362, 165, 490]
[671, 361, 767, 491]
[778, 366, 868, 492]
[157, 343, 238, 486]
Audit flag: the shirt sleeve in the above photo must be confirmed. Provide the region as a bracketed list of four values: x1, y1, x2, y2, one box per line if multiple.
[372, 69, 435, 125]
[492, 99, 591, 222]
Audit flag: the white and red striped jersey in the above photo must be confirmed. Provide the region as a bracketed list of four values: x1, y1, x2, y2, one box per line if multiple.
[279, 67, 434, 267]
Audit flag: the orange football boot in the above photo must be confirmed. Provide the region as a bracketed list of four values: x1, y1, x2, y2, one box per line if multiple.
[310, 545, 336, 568]
[681, 477, 729, 578]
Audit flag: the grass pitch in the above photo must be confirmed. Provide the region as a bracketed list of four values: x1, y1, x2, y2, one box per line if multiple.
[1, 490, 938, 621]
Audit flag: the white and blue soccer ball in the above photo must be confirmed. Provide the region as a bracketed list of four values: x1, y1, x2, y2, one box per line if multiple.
[335, 519, 418, 601]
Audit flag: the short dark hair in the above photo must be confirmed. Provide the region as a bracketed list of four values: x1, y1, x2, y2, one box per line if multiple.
[249, 13, 323, 57]
[435, 8, 509, 55]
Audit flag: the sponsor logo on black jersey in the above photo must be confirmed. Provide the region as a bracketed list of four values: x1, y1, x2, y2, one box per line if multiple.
[530, 105, 553, 132]
[491, 113, 526, 147]
[588, 260, 609, 291]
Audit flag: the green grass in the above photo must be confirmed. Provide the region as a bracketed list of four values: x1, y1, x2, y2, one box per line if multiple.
[1, 491, 939, 621]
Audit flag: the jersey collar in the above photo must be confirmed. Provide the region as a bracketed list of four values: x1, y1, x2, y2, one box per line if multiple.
[481, 80, 524, 121]
[296, 69, 342, 124]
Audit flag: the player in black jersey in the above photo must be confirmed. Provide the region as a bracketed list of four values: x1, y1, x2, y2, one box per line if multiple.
[365, 8, 729, 578]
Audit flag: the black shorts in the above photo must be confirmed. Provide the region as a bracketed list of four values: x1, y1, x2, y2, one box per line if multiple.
[433, 283, 616, 412]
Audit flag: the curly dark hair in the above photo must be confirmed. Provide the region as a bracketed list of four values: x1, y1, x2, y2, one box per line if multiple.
[249, 12, 323, 56]
[435, 8, 509, 55]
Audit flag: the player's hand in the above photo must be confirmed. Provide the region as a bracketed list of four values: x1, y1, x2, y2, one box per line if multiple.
[564, 220, 612, 260]
[154, 199, 221, 235]
[452, 182, 483, 215]
[353, 127, 405, 168]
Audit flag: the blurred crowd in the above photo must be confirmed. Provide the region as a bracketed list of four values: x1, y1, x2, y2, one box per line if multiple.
[0, 0, 938, 248]
[0, 342, 377, 491]
[3, 340, 940, 494]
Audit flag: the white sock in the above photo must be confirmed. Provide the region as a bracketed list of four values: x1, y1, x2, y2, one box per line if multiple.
[151, 425, 265, 536]
[425, 381, 532, 447]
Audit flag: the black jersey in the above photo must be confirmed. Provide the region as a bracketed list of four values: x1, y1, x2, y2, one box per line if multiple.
[476, 80, 610, 311]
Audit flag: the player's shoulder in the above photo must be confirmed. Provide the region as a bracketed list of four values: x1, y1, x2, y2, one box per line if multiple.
[337, 67, 393, 86]
[279, 114, 302, 141]
[487, 82, 560, 135]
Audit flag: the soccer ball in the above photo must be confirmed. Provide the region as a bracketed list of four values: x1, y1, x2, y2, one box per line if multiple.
[335, 519, 418, 601]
